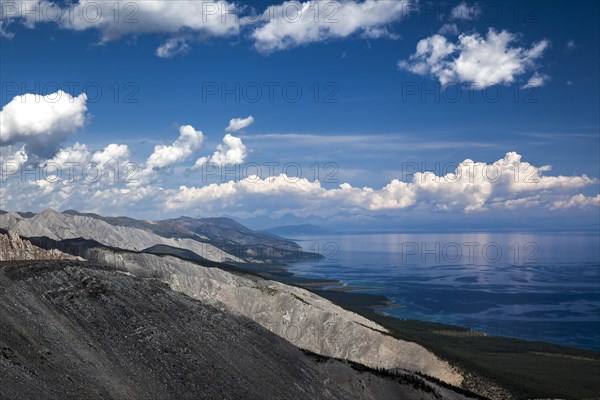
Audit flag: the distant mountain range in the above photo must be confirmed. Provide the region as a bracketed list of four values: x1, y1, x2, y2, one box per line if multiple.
[263, 224, 333, 236]
[0, 208, 315, 264]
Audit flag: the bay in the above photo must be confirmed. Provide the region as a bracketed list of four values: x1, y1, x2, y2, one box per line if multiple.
[289, 232, 600, 351]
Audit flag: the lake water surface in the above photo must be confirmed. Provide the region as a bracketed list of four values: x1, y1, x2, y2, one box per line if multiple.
[289, 232, 600, 351]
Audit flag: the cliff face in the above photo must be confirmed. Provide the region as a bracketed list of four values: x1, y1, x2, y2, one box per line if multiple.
[0, 261, 471, 400]
[0, 231, 81, 261]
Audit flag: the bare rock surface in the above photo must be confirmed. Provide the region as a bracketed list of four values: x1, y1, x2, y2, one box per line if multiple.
[83, 246, 463, 386]
[0, 261, 473, 400]
[0, 210, 241, 263]
[0, 231, 82, 261]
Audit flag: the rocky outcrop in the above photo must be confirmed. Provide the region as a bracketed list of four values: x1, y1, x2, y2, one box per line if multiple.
[0, 231, 81, 261]
[0, 261, 473, 400]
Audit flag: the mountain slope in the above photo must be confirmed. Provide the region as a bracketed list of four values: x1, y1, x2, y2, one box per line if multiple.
[0, 210, 463, 386]
[0, 209, 312, 264]
[161, 216, 311, 263]
[62, 210, 310, 262]
[0, 261, 473, 400]
[18, 232, 462, 385]
[0, 209, 242, 263]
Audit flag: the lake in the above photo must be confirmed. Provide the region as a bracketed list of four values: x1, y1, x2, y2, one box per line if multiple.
[289, 232, 600, 351]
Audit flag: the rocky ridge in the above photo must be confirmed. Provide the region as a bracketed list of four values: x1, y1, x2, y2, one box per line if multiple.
[0, 229, 82, 261]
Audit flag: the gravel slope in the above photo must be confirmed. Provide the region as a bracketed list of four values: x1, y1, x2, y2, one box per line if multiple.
[0, 261, 473, 400]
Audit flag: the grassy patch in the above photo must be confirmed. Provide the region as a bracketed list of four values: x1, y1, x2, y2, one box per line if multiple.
[259, 286, 279, 296]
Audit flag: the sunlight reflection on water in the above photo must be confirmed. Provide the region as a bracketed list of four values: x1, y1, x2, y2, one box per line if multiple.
[290, 232, 600, 350]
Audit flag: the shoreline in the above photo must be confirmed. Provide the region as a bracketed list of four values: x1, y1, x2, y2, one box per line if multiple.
[256, 260, 600, 352]
[244, 259, 600, 399]
[20, 228, 599, 399]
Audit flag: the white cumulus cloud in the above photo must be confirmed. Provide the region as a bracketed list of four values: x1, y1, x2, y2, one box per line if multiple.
[13, 145, 28, 164]
[91, 143, 131, 166]
[146, 125, 204, 170]
[550, 194, 600, 210]
[64, 0, 240, 42]
[134, 125, 204, 185]
[0, 0, 240, 45]
[2, 147, 597, 220]
[0, 90, 88, 155]
[398, 29, 550, 88]
[225, 115, 254, 132]
[43, 142, 91, 167]
[251, 0, 413, 53]
[36, 142, 132, 193]
[1, 0, 418, 55]
[41, 141, 130, 170]
[0, 144, 29, 166]
[194, 133, 247, 167]
[170, 152, 596, 215]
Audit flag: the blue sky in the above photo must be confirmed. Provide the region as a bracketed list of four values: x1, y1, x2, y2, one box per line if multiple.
[0, 0, 599, 229]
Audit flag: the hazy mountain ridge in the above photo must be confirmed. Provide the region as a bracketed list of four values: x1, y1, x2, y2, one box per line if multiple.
[160, 215, 313, 263]
[263, 224, 333, 236]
